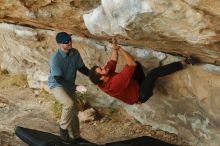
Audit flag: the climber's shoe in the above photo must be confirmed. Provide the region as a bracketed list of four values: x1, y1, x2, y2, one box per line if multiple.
[185, 56, 198, 65]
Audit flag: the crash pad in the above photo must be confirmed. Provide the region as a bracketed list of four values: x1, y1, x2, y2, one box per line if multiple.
[15, 126, 178, 146]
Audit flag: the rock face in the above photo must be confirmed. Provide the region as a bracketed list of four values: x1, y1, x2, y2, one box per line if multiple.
[0, 0, 220, 65]
[0, 0, 220, 145]
[84, 0, 220, 65]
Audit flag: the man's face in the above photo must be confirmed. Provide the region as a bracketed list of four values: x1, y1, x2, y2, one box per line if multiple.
[95, 66, 109, 76]
[59, 40, 72, 53]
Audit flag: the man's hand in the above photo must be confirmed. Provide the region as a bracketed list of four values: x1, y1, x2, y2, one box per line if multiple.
[112, 37, 117, 47]
[109, 37, 120, 51]
[109, 44, 119, 50]
[109, 36, 119, 61]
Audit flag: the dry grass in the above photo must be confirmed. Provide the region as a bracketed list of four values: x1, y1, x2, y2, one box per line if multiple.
[52, 92, 90, 120]
[52, 101, 62, 120]
[32, 89, 61, 119]
[0, 71, 27, 88]
[0, 70, 89, 121]
[37, 89, 54, 101]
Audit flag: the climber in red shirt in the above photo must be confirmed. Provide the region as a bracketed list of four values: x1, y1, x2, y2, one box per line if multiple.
[89, 38, 197, 104]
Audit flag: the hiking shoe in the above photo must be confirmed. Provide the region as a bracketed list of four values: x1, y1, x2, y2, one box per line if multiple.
[185, 56, 198, 65]
[59, 127, 70, 142]
[73, 137, 92, 145]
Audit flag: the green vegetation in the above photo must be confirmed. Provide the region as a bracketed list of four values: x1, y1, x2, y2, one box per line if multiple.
[76, 92, 89, 111]
[109, 107, 117, 114]
[52, 91, 89, 120]
[52, 101, 62, 120]
[33, 89, 61, 119]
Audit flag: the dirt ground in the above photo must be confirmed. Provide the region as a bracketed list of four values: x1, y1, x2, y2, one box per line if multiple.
[0, 72, 189, 146]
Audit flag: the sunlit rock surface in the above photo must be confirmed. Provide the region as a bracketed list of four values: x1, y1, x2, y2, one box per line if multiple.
[83, 0, 220, 65]
[0, 0, 220, 146]
[85, 0, 214, 44]
[0, 0, 220, 64]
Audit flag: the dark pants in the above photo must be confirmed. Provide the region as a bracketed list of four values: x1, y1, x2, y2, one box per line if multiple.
[133, 61, 183, 103]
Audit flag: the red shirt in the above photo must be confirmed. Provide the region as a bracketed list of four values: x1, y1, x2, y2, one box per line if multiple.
[98, 60, 139, 104]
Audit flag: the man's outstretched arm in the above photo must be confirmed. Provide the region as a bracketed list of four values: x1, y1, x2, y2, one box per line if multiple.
[110, 45, 118, 61]
[118, 47, 136, 66]
[109, 37, 118, 62]
[78, 65, 90, 76]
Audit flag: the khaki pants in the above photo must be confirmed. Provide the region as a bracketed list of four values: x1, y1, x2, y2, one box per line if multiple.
[51, 87, 80, 138]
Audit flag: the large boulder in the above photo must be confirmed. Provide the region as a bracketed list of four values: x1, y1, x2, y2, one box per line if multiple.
[0, 0, 220, 145]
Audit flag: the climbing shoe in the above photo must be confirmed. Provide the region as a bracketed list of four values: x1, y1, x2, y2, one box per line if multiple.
[73, 137, 92, 145]
[185, 56, 198, 65]
[59, 127, 70, 142]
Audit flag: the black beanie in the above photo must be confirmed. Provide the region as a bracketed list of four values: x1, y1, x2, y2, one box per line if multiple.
[55, 32, 71, 44]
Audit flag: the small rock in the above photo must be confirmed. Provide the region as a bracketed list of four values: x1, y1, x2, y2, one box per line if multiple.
[0, 103, 7, 108]
[93, 122, 97, 126]
[150, 130, 156, 136]
[78, 108, 96, 123]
